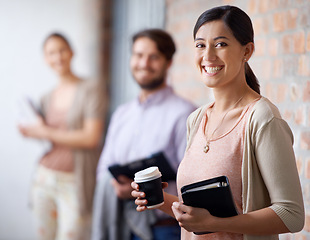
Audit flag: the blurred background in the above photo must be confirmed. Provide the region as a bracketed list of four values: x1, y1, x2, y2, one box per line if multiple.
[1, 0, 310, 239]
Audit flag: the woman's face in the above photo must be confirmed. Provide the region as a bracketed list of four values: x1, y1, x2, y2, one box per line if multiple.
[44, 37, 73, 75]
[194, 20, 251, 89]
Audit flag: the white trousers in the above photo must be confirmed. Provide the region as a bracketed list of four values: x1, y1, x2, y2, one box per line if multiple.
[32, 165, 91, 240]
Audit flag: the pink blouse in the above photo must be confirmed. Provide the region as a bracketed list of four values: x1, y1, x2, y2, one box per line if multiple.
[40, 95, 74, 172]
[177, 100, 258, 240]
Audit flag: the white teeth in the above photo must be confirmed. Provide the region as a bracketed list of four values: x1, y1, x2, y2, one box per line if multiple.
[205, 66, 222, 74]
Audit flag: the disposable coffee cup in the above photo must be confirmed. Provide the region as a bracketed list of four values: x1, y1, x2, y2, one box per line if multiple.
[134, 166, 164, 209]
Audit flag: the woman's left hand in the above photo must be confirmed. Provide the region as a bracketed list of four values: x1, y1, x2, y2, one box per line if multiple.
[171, 201, 216, 233]
[18, 116, 48, 139]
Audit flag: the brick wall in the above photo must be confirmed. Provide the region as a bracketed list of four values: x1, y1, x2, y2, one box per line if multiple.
[165, 0, 310, 238]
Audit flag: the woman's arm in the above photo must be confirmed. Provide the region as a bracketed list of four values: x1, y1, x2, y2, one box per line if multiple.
[19, 117, 104, 149]
[172, 202, 289, 235]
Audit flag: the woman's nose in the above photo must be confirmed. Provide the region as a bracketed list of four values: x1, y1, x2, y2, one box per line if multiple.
[203, 47, 217, 61]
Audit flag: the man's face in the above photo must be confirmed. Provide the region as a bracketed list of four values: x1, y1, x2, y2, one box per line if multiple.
[130, 37, 171, 90]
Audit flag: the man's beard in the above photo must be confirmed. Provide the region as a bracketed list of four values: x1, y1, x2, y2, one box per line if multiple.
[137, 76, 165, 90]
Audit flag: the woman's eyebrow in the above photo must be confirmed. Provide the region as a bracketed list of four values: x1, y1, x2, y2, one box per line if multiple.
[214, 36, 229, 41]
[194, 36, 229, 41]
[194, 37, 204, 41]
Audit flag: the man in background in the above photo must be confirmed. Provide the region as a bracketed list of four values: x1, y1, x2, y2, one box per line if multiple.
[92, 28, 196, 240]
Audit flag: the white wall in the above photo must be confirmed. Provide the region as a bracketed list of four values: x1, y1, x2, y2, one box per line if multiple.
[0, 1, 101, 239]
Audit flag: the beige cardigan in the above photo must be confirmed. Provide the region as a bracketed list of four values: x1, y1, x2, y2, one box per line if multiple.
[40, 79, 105, 216]
[186, 97, 304, 240]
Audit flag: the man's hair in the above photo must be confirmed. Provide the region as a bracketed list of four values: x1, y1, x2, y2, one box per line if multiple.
[132, 28, 176, 61]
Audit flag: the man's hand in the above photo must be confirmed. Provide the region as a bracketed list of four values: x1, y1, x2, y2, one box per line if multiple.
[111, 175, 134, 199]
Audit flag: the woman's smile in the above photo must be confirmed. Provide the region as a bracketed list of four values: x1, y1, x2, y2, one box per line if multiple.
[203, 65, 224, 75]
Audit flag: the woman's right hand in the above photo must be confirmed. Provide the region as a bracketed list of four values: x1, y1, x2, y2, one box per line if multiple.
[131, 181, 168, 212]
[131, 181, 148, 212]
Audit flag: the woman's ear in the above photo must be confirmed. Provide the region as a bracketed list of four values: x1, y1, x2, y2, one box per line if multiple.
[244, 42, 255, 61]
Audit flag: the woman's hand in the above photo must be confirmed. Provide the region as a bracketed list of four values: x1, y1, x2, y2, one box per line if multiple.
[18, 116, 48, 139]
[171, 201, 217, 233]
[131, 181, 168, 212]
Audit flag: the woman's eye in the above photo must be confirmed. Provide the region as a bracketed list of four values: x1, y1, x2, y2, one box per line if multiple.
[215, 42, 227, 47]
[195, 43, 205, 48]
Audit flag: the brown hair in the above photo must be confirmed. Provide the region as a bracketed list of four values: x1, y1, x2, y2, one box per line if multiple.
[132, 29, 176, 61]
[43, 32, 72, 50]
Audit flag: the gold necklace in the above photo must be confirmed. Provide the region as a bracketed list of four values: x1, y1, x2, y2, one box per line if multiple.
[203, 95, 245, 153]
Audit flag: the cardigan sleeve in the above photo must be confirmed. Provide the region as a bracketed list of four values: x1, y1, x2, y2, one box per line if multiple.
[185, 105, 208, 151]
[254, 117, 304, 232]
[82, 80, 106, 119]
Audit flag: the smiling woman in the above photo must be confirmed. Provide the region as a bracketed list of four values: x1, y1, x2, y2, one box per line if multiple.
[194, 20, 254, 91]
[43, 33, 73, 76]
[131, 5, 304, 240]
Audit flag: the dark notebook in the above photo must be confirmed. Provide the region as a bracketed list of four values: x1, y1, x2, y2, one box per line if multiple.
[108, 152, 176, 182]
[181, 176, 238, 235]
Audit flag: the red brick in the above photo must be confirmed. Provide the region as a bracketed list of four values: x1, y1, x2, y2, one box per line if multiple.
[303, 81, 310, 102]
[298, 55, 310, 76]
[277, 84, 287, 103]
[273, 59, 283, 78]
[255, 38, 266, 56]
[283, 109, 293, 122]
[301, 131, 310, 150]
[307, 33, 310, 52]
[303, 182, 310, 205]
[264, 83, 275, 102]
[295, 106, 305, 125]
[262, 17, 270, 34]
[304, 214, 310, 232]
[294, 233, 307, 240]
[268, 38, 278, 56]
[296, 156, 303, 176]
[247, 0, 257, 14]
[294, 31, 306, 54]
[253, 18, 263, 36]
[261, 59, 271, 80]
[282, 34, 293, 54]
[265, 0, 280, 11]
[258, 0, 269, 13]
[300, 5, 310, 27]
[273, 12, 285, 32]
[286, 9, 298, 30]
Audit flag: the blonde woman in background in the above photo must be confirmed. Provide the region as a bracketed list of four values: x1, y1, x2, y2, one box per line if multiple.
[19, 33, 105, 240]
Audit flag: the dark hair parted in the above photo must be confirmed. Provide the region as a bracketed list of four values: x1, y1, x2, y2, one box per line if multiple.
[43, 32, 72, 50]
[194, 5, 260, 94]
[132, 29, 176, 61]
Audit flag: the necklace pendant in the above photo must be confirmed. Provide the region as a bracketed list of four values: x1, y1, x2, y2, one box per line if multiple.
[203, 144, 209, 153]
